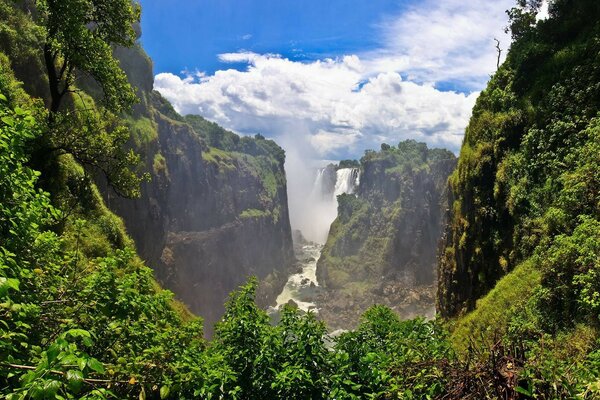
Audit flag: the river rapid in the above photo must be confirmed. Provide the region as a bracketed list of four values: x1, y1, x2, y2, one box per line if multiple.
[267, 243, 323, 319]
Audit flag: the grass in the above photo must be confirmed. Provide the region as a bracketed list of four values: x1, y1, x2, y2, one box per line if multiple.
[239, 208, 271, 220]
[153, 152, 168, 176]
[202, 146, 236, 171]
[127, 116, 158, 148]
[450, 258, 541, 355]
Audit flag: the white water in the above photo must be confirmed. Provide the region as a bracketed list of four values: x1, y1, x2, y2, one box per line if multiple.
[269, 166, 361, 317]
[311, 168, 327, 199]
[273, 243, 322, 312]
[333, 168, 360, 197]
[300, 166, 360, 243]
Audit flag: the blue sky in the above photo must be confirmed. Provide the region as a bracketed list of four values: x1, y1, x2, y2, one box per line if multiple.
[139, 0, 409, 76]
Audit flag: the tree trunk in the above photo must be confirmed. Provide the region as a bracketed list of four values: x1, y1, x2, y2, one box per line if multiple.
[43, 43, 62, 118]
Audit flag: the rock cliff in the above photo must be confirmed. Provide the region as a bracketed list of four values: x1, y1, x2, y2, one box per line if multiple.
[316, 141, 455, 329]
[100, 44, 294, 334]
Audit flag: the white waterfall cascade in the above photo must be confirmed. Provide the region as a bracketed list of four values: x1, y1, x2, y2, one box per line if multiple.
[268, 166, 361, 318]
[310, 167, 327, 200]
[333, 168, 360, 198]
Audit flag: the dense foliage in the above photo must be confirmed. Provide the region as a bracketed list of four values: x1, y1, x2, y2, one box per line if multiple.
[0, 0, 599, 398]
[438, 0, 600, 396]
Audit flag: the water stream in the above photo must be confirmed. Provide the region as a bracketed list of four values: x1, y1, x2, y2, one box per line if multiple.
[268, 243, 323, 317]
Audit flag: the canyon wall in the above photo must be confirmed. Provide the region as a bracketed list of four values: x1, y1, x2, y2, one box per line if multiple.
[100, 44, 294, 333]
[316, 141, 456, 329]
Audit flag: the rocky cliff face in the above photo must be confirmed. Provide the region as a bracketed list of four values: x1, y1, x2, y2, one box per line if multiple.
[100, 44, 294, 334]
[316, 141, 456, 330]
[437, 0, 600, 319]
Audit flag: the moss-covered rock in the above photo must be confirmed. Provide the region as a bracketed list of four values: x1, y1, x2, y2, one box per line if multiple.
[317, 141, 456, 329]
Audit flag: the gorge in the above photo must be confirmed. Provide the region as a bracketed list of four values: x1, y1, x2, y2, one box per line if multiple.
[1, 0, 599, 398]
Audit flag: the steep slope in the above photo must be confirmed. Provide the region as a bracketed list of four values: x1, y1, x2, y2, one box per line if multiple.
[438, 0, 600, 324]
[317, 141, 456, 329]
[0, 2, 295, 332]
[99, 44, 294, 332]
[436, 4, 600, 394]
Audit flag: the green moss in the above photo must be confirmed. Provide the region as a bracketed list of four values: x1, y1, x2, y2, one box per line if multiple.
[239, 208, 270, 220]
[126, 115, 158, 148]
[202, 146, 236, 171]
[153, 151, 168, 176]
[450, 259, 541, 355]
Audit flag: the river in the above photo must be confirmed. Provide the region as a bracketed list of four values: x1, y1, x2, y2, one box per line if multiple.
[268, 243, 323, 319]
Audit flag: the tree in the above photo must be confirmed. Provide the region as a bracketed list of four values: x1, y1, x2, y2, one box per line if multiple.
[505, 0, 543, 40]
[32, 0, 145, 197]
[36, 0, 140, 116]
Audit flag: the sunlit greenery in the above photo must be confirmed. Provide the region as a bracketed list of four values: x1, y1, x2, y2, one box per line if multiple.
[0, 0, 599, 398]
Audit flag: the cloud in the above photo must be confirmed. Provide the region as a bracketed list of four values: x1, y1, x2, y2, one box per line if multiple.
[155, 55, 477, 157]
[367, 0, 514, 88]
[154, 0, 513, 159]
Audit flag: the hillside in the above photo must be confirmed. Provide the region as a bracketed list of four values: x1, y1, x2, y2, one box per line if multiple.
[0, 0, 599, 398]
[438, 0, 600, 396]
[439, 0, 599, 327]
[317, 141, 456, 329]
[98, 43, 294, 333]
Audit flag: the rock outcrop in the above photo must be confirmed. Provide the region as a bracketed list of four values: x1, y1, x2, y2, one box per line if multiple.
[100, 44, 294, 334]
[316, 141, 455, 330]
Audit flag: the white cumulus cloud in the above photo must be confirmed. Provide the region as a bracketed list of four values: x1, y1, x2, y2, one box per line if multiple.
[155, 54, 478, 157]
[154, 0, 514, 159]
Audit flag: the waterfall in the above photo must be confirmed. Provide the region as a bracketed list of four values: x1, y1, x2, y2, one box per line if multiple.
[297, 165, 360, 244]
[270, 166, 361, 317]
[310, 168, 326, 200]
[333, 168, 360, 198]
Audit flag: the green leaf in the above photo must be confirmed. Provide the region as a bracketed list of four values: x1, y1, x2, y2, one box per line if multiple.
[59, 354, 79, 366]
[0, 277, 20, 296]
[46, 345, 60, 364]
[0, 93, 7, 102]
[1, 116, 14, 126]
[64, 328, 91, 339]
[66, 369, 84, 393]
[42, 380, 61, 397]
[77, 357, 87, 371]
[87, 358, 105, 374]
[515, 386, 533, 396]
[160, 385, 170, 399]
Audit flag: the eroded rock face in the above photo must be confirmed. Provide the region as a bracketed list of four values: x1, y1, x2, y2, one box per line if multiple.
[316, 141, 456, 330]
[101, 44, 294, 335]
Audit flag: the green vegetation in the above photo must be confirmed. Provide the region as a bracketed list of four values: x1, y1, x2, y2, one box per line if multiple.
[152, 152, 168, 176]
[0, 0, 599, 398]
[35, 0, 140, 114]
[127, 116, 158, 149]
[201, 146, 235, 170]
[239, 208, 270, 219]
[438, 0, 600, 397]
[318, 140, 455, 294]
